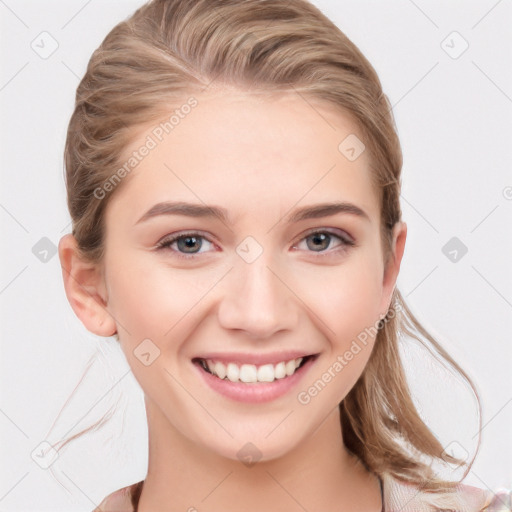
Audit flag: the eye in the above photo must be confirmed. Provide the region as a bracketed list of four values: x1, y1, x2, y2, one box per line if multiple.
[155, 231, 216, 259]
[292, 229, 355, 255]
[155, 228, 355, 260]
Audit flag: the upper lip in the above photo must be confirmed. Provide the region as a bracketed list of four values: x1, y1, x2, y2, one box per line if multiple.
[193, 351, 317, 366]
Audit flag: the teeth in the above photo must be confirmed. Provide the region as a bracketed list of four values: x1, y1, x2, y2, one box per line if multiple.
[285, 359, 296, 376]
[214, 361, 226, 379]
[200, 357, 305, 383]
[257, 364, 275, 382]
[239, 364, 258, 383]
[274, 362, 286, 379]
[226, 363, 239, 382]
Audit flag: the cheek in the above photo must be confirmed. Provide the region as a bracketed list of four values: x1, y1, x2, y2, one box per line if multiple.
[107, 264, 168, 334]
[106, 254, 198, 330]
[303, 262, 383, 403]
[299, 251, 384, 340]
[105, 253, 226, 365]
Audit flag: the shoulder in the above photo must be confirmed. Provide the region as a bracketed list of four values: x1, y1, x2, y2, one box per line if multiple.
[91, 476, 511, 512]
[92, 481, 143, 512]
[382, 473, 511, 512]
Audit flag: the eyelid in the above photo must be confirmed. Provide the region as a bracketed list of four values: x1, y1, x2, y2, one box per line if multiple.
[295, 226, 355, 245]
[156, 230, 213, 244]
[155, 230, 218, 258]
[155, 227, 356, 259]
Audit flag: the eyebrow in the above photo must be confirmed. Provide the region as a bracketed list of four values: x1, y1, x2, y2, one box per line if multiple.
[136, 202, 230, 225]
[286, 201, 370, 223]
[135, 200, 370, 225]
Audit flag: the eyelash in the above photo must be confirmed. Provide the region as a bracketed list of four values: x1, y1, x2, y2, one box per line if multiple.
[155, 229, 356, 260]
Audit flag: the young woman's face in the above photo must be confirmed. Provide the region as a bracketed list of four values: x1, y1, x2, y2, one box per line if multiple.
[100, 90, 405, 462]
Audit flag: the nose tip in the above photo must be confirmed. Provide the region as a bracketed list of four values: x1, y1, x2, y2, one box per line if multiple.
[217, 261, 299, 338]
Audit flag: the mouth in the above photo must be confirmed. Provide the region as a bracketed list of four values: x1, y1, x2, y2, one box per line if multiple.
[192, 354, 316, 384]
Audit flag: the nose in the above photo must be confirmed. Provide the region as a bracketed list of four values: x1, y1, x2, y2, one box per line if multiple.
[217, 255, 299, 339]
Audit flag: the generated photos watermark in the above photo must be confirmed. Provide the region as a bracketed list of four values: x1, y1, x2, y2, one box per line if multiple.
[297, 300, 403, 405]
[93, 97, 198, 200]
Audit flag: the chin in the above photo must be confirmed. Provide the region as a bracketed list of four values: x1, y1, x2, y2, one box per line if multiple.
[192, 425, 300, 466]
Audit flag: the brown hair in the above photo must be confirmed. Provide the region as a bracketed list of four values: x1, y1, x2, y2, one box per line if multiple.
[62, 0, 484, 508]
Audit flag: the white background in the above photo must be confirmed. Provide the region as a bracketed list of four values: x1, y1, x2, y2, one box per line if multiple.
[1, 0, 511, 510]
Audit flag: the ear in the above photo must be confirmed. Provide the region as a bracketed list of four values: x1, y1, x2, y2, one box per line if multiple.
[379, 221, 407, 316]
[58, 233, 117, 337]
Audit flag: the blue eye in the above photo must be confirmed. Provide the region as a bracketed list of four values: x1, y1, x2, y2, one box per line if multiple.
[293, 230, 355, 254]
[156, 229, 355, 259]
[156, 232, 215, 259]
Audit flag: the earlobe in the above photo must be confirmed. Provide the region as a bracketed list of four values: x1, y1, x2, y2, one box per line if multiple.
[58, 234, 117, 337]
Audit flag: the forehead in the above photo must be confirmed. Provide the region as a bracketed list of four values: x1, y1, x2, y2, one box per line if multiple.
[107, 90, 380, 225]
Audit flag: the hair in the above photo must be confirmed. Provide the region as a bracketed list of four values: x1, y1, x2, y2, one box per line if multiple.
[61, 0, 486, 509]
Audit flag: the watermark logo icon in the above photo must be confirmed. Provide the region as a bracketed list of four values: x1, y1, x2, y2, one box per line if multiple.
[32, 237, 57, 263]
[338, 134, 366, 162]
[441, 31, 469, 59]
[236, 236, 263, 264]
[31, 441, 59, 469]
[30, 31, 59, 59]
[442, 236, 468, 263]
[134, 338, 161, 366]
[236, 442, 262, 467]
[441, 440, 470, 465]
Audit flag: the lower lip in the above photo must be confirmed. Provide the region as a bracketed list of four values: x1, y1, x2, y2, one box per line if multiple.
[193, 357, 317, 404]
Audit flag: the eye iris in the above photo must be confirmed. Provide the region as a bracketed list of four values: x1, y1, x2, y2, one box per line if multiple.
[307, 233, 330, 251]
[177, 236, 202, 253]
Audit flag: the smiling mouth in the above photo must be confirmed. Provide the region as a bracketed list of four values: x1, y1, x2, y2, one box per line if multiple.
[192, 355, 315, 384]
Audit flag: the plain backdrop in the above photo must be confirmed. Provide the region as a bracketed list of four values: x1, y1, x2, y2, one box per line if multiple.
[1, 1, 511, 510]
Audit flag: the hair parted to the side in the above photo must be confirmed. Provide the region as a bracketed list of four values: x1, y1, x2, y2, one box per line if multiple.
[62, 0, 484, 509]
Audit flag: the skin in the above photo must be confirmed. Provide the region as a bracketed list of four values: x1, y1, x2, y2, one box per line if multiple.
[59, 90, 407, 512]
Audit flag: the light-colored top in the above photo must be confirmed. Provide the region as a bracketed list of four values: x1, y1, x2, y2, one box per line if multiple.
[92, 475, 512, 512]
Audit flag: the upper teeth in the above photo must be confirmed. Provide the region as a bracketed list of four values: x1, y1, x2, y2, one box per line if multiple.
[202, 357, 304, 383]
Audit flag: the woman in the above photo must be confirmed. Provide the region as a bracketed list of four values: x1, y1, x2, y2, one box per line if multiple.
[58, 0, 510, 510]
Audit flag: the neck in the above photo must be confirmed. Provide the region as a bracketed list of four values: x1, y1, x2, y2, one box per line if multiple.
[138, 397, 382, 512]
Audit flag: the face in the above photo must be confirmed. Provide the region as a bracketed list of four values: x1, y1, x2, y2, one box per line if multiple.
[79, 91, 405, 462]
